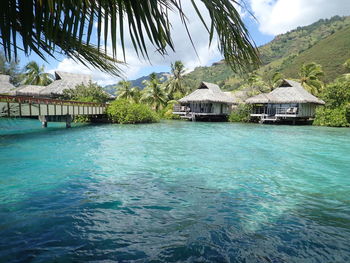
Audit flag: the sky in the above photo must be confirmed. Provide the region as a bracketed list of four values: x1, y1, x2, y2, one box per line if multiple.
[18, 0, 350, 86]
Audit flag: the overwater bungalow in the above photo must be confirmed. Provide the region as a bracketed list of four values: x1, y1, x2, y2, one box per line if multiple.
[245, 79, 325, 123]
[173, 82, 236, 121]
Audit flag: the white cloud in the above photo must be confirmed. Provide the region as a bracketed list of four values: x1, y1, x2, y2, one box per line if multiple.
[249, 0, 350, 35]
[49, 1, 225, 85]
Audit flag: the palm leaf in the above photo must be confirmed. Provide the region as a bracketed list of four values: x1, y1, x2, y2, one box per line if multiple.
[0, 0, 259, 76]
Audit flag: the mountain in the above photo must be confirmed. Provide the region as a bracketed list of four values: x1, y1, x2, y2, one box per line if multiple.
[280, 26, 350, 82]
[103, 15, 350, 95]
[183, 15, 350, 90]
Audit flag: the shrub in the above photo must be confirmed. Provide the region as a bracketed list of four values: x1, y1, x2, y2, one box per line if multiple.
[160, 104, 181, 120]
[320, 79, 350, 108]
[313, 106, 349, 127]
[62, 81, 111, 103]
[313, 78, 350, 127]
[107, 99, 159, 124]
[229, 104, 251, 122]
[73, 115, 91, 123]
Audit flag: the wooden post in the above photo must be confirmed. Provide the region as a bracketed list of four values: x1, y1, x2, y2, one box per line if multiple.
[39, 116, 47, 128]
[19, 102, 22, 117]
[7, 102, 10, 117]
[66, 115, 72, 128]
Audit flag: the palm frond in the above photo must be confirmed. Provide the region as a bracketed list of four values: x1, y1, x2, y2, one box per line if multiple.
[0, 0, 259, 76]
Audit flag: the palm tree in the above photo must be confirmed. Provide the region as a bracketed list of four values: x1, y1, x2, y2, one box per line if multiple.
[116, 80, 133, 100]
[23, 61, 53, 85]
[299, 62, 324, 96]
[165, 61, 187, 99]
[245, 73, 269, 93]
[0, 1, 259, 75]
[130, 87, 142, 103]
[141, 73, 167, 111]
[266, 72, 284, 90]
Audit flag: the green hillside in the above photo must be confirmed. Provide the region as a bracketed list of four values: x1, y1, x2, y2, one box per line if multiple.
[259, 16, 350, 64]
[183, 15, 350, 90]
[281, 26, 350, 82]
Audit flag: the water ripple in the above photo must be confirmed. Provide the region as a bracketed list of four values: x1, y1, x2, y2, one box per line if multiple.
[0, 120, 350, 262]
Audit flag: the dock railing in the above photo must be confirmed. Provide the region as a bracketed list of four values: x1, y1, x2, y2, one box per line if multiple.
[0, 94, 105, 107]
[276, 107, 298, 115]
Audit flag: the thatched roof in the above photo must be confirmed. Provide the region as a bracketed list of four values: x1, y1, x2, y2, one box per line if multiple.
[179, 82, 236, 104]
[0, 75, 16, 94]
[245, 79, 325, 105]
[15, 85, 47, 96]
[14, 71, 92, 97]
[39, 71, 91, 96]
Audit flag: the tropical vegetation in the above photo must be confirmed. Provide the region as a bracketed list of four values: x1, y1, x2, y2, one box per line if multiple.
[22, 61, 53, 86]
[107, 99, 159, 124]
[116, 81, 133, 100]
[298, 62, 324, 96]
[141, 73, 168, 111]
[313, 74, 350, 127]
[62, 82, 110, 103]
[229, 104, 251, 123]
[164, 61, 187, 100]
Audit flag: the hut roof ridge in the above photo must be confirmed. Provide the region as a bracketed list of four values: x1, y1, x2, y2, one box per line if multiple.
[179, 81, 236, 104]
[245, 79, 325, 105]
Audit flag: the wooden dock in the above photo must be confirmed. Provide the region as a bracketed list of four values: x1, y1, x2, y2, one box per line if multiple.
[0, 95, 107, 128]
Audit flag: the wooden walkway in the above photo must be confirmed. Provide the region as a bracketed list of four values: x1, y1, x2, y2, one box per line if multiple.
[0, 95, 107, 127]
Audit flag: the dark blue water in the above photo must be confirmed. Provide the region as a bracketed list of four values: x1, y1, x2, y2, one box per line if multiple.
[0, 119, 350, 262]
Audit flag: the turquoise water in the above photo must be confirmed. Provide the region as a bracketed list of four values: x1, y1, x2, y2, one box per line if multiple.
[0, 119, 350, 262]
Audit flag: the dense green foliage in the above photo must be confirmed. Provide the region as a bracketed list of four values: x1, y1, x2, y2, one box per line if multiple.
[116, 80, 142, 103]
[229, 104, 251, 123]
[62, 82, 110, 103]
[159, 102, 181, 120]
[107, 99, 159, 124]
[313, 107, 349, 127]
[73, 115, 91, 123]
[314, 77, 350, 127]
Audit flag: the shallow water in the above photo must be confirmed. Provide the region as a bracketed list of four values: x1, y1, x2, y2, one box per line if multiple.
[0, 119, 349, 262]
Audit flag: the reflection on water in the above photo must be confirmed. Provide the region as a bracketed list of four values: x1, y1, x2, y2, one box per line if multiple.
[0, 119, 350, 262]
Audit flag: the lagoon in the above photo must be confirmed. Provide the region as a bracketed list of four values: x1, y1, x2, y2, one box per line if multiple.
[0, 119, 350, 262]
